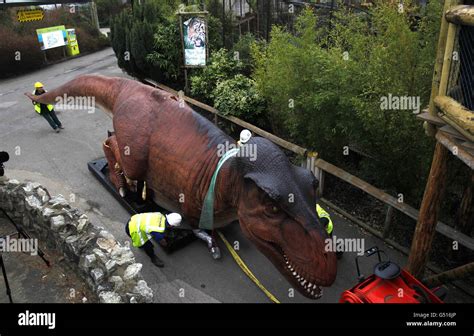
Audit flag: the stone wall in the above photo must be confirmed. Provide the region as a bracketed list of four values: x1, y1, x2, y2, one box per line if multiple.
[0, 177, 153, 303]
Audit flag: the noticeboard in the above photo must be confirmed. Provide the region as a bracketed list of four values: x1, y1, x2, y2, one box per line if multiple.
[36, 25, 67, 51]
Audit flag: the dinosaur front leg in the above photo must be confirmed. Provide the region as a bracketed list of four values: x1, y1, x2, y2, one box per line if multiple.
[103, 135, 127, 197]
[192, 229, 221, 260]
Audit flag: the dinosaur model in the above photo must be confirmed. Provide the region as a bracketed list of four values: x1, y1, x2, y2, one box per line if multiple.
[26, 75, 337, 299]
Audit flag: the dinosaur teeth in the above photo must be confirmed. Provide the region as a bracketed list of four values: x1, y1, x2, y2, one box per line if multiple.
[284, 254, 324, 298]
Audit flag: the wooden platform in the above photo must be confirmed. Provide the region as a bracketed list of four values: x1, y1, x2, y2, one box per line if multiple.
[417, 110, 474, 169]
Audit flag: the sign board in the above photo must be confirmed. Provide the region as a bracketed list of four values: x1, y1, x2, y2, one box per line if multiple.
[36, 26, 67, 50]
[66, 28, 80, 56]
[17, 9, 44, 22]
[1, 0, 88, 7]
[180, 14, 208, 67]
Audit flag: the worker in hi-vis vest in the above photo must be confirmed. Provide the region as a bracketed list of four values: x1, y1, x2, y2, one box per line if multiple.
[316, 203, 343, 259]
[32, 82, 64, 133]
[125, 212, 182, 267]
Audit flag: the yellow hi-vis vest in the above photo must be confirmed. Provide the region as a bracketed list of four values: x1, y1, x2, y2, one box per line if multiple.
[316, 204, 333, 235]
[32, 90, 53, 114]
[128, 212, 166, 247]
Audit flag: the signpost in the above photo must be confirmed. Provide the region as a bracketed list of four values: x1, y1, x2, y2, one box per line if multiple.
[178, 10, 209, 92]
[17, 8, 44, 22]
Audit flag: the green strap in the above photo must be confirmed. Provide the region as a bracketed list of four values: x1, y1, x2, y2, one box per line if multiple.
[199, 148, 240, 230]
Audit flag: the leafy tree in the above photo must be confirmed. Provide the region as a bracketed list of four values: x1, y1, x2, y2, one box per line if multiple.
[231, 33, 257, 76]
[252, 1, 442, 200]
[146, 21, 181, 82]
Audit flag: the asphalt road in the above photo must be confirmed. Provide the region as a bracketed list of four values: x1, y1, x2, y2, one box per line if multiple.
[0, 49, 470, 303]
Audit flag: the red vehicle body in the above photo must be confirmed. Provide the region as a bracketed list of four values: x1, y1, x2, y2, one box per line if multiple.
[340, 246, 445, 303]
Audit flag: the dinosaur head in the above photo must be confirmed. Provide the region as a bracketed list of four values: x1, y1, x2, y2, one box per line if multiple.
[234, 137, 337, 299]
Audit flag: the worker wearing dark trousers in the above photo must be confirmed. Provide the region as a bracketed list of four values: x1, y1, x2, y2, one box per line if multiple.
[40, 104, 63, 131]
[32, 82, 64, 133]
[125, 212, 182, 268]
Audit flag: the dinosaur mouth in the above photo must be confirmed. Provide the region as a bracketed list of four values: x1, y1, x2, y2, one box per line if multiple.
[263, 240, 323, 300]
[243, 226, 325, 300]
[282, 251, 323, 300]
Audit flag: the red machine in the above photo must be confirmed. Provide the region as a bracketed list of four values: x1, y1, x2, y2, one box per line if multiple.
[340, 246, 446, 303]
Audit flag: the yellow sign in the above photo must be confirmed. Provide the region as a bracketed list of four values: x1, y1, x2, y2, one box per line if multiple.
[17, 9, 44, 23]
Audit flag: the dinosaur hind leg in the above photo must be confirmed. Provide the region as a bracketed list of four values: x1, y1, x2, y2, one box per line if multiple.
[103, 135, 127, 197]
[192, 229, 221, 260]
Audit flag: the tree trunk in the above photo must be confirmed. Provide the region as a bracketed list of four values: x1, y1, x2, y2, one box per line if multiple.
[407, 142, 449, 279]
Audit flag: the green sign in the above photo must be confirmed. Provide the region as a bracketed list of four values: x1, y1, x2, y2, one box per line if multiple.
[36, 25, 67, 50]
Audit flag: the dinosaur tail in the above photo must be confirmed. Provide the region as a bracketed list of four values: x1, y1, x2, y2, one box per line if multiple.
[24, 75, 127, 116]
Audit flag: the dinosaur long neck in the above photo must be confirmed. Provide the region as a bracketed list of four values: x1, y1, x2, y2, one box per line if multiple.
[31, 75, 125, 113]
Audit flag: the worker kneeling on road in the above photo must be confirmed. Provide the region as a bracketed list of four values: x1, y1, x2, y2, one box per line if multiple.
[125, 212, 182, 267]
[316, 203, 343, 259]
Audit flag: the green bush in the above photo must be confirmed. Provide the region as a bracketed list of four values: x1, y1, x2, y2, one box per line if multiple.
[190, 48, 243, 103]
[252, 2, 442, 200]
[213, 74, 265, 123]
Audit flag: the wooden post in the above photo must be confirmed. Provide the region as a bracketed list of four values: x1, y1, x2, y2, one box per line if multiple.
[318, 170, 325, 198]
[426, 0, 457, 135]
[423, 262, 474, 287]
[434, 95, 474, 141]
[445, 5, 474, 26]
[438, 22, 458, 96]
[406, 141, 449, 279]
[382, 205, 394, 239]
[184, 68, 189, 95]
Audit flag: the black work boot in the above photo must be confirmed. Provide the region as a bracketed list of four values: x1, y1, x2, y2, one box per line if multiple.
[150, 255, 164, 268]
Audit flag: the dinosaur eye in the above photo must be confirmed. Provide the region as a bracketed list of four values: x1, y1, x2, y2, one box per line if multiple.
[272, 205, 279, 213]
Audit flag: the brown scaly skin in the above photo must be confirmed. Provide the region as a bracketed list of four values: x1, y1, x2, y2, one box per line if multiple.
[25, 75, 337, 299]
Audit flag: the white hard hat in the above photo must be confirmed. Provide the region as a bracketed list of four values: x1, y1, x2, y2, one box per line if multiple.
[239, 129, 252, 144]
[166, 213, 182, 227]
